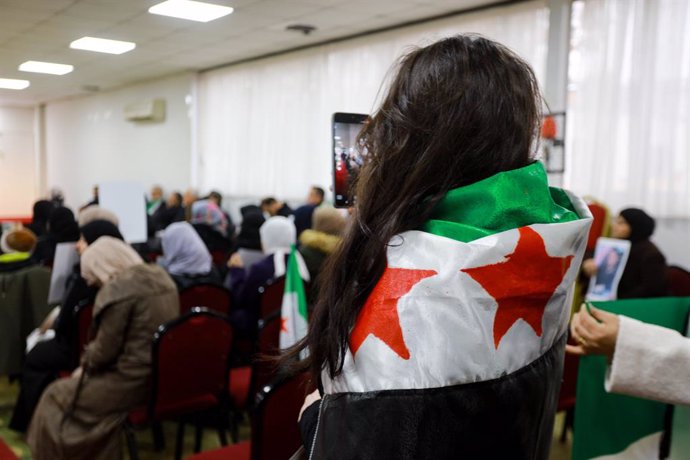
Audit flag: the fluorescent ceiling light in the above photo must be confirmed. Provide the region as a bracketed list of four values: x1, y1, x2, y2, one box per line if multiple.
[0, 78, 30, 90]
[19, 60, 74, 75]
[70, 36, 136, 55]
[149, 0, 234, 23]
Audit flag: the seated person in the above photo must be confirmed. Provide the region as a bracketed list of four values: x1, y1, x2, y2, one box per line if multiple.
[153, 192, 186, 231]
[293, 186, 326, 237]
[28, 237, 179, 460]
[260, 197, 293, 218]
[9, 220, 123, 433]
[299, 206, 346, 281]
[234, 206, 266, 267]
[158, 222, 221, 290]
[0, 228, 38, 272]
[226, 216, 309, 337]
[582, 208, 668, 298]
[32, 207, 80, 266]
[26, 200, 54, 238]
[78, 206, 119, 228]
[190, 199, 232, 254]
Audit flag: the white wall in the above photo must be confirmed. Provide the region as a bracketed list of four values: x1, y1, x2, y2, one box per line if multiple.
[0, 106, 37, 216]
[197, 1, 550, 204]
[45, 73, 194, 210]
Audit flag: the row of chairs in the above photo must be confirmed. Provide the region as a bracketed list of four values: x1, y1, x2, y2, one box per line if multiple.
[65, 275, 310, 459]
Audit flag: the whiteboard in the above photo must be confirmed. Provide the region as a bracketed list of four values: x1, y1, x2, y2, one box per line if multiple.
[99, 181, 147, 243]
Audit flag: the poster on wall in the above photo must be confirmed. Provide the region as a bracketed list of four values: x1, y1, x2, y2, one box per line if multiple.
[586, 237, 632, 301]
[99, 181, 147, 243]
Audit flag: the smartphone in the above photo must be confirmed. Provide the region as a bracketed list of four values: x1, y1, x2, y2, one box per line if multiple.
[332, 112, 368, 208]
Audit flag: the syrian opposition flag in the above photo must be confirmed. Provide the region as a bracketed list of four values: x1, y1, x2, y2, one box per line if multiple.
[311, 162, 594, 459]
[573, 297, 690, 460]
[279, 245, 309, 352]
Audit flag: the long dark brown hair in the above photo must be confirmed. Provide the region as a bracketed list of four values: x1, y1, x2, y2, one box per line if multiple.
[284, 34, 543, 381]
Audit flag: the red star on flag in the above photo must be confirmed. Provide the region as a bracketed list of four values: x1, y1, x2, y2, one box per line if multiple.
[350, 267, 437, 360]
[280, 317, 288, 333]
[461, 226, 574, 349]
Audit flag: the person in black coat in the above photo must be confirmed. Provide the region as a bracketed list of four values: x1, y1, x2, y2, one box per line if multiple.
[25, 200, 54, 238]
[582, 208, 668, 299]
[615, 208, 668, 298]
[9, 220, 123, 432]
[32, 207, 80, 266]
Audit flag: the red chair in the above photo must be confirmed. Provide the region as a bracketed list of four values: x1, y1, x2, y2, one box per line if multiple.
[210, 250, 229, 266]
[126, 308, 233, 460]
[258, 277, 286, 319]
[72, 302, 94, 368]
[229, 315, 282, 408]
[258, 277, 310, 319]
[0, 438, 19, 460]
[187, 371, 312, 460]
[179, 283, 232, 316]
[667, 266, 690, 296]
[586, 201, 610, 253]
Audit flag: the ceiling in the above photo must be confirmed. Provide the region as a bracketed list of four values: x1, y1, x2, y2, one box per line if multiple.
[0, 0, 498, 106]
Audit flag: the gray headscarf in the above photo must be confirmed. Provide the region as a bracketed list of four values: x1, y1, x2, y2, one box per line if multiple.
[159, 222, 212, 276]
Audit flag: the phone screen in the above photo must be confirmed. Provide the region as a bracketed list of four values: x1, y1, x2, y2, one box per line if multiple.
[332, 112, 368, 208]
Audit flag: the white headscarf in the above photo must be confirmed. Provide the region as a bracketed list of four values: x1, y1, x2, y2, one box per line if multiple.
[81, 236, 143, 286]
[78, 206, 119, 227]
[259, 216, 309, 281]
[159, 222, 212, 276]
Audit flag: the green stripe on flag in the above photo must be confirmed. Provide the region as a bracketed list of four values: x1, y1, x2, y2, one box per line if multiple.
[422, 161, 581, 243]
[573, 297, 690, 460]
[286, 244, 308, 322]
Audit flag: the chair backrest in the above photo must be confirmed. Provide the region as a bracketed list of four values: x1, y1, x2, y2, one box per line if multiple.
[667, 266, 690, 296]
[586, 202, 610, 252]
[251, 371, 312, 460]
[249, 314, 283, 399]
[258, 277, 285, 319]
[72, 302, 94, 368]
[258, 277, 310, 319]
[179, 283, 231, 316]
[557, 336, 580, 411]
[149, 308, 233, 420]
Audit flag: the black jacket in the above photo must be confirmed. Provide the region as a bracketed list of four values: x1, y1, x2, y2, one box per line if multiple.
[618, 240, 668, 299]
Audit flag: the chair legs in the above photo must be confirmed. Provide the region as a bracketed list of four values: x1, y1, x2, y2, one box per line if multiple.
[152, 422, 165, 452]
[194, 423, 203, 453]
[175, 421, 185, 460]
[124, 423, 139, 460]
[560, 407, 575, 443]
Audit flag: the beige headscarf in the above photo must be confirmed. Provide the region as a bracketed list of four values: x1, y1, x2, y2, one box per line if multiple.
[78, 206, 119, 227]
[81, 236, 143, 286]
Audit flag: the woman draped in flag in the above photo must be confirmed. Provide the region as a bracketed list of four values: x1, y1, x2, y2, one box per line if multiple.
[287, 34, 592, 459]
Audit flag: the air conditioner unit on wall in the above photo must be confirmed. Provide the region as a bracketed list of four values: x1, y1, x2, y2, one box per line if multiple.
[124, 99, 166, 122]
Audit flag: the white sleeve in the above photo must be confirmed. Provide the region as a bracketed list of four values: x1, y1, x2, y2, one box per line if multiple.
[605, 315, 690, 406]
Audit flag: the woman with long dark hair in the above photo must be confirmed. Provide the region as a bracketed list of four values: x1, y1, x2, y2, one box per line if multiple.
[290, 35, 593, 459]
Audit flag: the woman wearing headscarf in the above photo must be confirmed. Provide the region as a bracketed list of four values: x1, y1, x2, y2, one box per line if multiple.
[0, 228, 38, 272]
[234, 207, 266, 268]
[298, 207, 347, 282]
[78, 206, 119, 228]
[26, 200, 55, 238]
[226, 216, 309, 337]
[32, 207, 80, 266]
[190, 199, 232, 254]
[582, 208, 668, 298]
[10, 220, 124, 433]
[28, 237, 179, 460]
[158, 221, 220, 290]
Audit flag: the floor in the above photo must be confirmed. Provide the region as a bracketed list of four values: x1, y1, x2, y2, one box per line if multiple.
[1, 377, 572, 459]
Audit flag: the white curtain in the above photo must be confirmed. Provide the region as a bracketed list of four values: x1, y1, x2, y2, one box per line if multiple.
[566, 0, 690, 218]
[197, 1, 549, 203]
